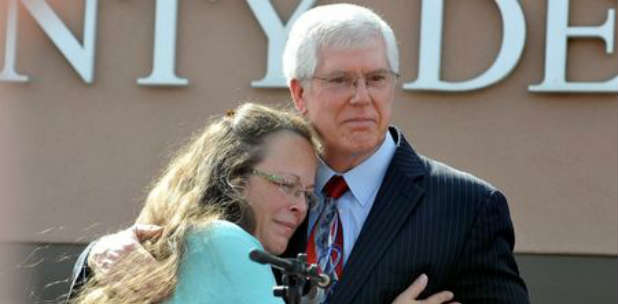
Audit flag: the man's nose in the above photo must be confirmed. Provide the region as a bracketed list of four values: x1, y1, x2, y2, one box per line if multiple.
[350, 78, 371, 104]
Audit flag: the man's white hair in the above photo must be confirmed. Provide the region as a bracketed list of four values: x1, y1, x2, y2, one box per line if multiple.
[282, 3, 399, 85]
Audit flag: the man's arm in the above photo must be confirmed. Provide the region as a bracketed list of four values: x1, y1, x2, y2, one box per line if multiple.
[451, 190, 530, 304]
[65, 225, 163, 303]
[66, 242, 95, 303]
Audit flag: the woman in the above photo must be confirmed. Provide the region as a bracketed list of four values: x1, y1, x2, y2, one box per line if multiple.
[73, 103, 319, 303]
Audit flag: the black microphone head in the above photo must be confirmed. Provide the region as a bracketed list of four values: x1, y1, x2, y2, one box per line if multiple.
[249, 249, 268, 264]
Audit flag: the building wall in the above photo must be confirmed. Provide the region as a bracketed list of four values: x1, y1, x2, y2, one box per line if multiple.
[0, 0, 616, 301]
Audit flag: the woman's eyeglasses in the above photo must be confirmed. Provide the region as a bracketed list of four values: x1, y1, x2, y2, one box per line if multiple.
[251, 169, 318, 210]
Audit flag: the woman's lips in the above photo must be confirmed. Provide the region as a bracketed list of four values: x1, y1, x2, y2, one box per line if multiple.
[273, 220, 296, 235]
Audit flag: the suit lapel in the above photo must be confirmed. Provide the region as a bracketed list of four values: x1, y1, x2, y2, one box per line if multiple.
[330, 129, 427, 304]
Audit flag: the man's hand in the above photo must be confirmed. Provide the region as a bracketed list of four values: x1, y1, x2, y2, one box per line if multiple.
[392, 274, 460, 304]
[87, 224, 163, 281]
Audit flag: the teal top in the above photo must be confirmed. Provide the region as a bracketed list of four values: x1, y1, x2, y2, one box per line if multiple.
[164, 220, 284, 304]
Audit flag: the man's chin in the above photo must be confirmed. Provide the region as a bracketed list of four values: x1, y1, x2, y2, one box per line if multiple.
[342, 135, 381, 155]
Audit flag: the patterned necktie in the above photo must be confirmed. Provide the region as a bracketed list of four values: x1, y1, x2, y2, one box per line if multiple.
[307, 175, 348, 301]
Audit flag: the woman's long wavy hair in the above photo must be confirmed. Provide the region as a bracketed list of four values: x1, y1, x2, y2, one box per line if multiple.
[72, 103, 318, 303]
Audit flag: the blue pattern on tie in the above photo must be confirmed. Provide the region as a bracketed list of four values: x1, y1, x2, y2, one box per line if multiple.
[313, 175, 347, 303]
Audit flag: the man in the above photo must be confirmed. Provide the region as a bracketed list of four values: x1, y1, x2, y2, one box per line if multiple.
[69, 3, 529, 304]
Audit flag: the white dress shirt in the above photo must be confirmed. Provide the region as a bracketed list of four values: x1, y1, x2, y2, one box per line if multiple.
[308, 131, 397, 264]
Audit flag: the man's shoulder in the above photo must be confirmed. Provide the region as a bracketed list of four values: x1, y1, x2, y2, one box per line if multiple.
[400, 153, 507, 214]
[390, 129, 498, 194]
[416, 153, 497, 193]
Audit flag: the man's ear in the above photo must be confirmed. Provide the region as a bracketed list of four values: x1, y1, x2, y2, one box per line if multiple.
[289, 79, 308, 115]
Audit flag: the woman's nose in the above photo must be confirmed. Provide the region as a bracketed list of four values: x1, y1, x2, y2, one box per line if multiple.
[289, 194, 308, 215]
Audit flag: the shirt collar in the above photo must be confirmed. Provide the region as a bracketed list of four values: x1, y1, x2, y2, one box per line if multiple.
[316, 131, 397, 206]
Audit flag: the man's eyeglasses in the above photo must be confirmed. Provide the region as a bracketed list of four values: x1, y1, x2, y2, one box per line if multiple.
[310, 70, 400, 93]
[251, 169, 318, 210]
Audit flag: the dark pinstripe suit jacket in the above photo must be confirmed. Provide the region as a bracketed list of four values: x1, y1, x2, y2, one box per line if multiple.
[282, 127, 529, 304]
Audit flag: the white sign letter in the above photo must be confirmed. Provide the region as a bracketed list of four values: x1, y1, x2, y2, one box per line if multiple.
[0, 0, 28, 82]
[246, 0, 316, 88]
[138, 0, 187, 86]
[17, 0, 98, 83]
[529, 0, 617, 93]
[404, 0, 526, 91]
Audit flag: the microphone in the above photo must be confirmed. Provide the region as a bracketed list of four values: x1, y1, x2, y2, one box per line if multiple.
[249, 249, 331, 288]
[249, 248, 294, 269]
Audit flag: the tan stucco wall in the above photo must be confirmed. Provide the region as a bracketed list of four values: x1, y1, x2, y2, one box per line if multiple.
[1, 0, 616, 255]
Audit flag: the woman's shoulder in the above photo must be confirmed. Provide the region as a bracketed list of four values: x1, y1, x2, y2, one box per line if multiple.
[187, 220, 262, 250]
[191, 219, 250, 238]
[170, 221, 282, 304]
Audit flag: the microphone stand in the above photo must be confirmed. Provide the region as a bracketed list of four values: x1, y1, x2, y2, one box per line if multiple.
[249, 249, 329, 304]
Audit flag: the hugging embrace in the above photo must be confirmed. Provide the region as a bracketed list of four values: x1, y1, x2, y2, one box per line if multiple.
[68, 3, 529, 304]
